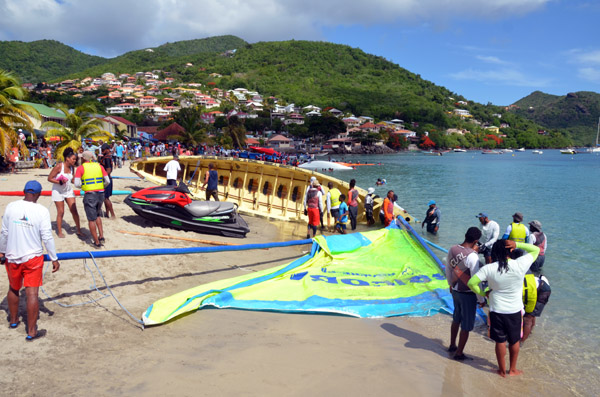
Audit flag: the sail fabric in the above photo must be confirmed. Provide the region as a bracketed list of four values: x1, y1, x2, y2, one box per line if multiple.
[142, 225, 452, 326]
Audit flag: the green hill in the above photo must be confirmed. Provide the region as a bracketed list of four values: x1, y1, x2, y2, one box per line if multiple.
[0, 39, 105, 83]
[512, 91, 600, 146]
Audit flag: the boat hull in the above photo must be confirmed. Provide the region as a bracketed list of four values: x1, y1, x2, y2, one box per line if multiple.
[130, 156, 416, 225]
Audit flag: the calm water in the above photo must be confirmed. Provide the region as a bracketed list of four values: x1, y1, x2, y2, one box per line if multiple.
[324, 150, 600, 395]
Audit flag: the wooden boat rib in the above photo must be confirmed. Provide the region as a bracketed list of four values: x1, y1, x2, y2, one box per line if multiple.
[130, 156, 417, 225]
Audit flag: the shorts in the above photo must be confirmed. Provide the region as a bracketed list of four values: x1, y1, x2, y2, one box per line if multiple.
[451, 290, 477, 332]
[51, 186, 75, 202]
[479, 244, 492, 259]
[489, 311, 522, 345]
[426, 222, 438, 235]
[330, 208, 340, 220]
[336, 223, 347, 232]
[307, 207, 320, 226]
[530, 255, 545, 274]
[6, 255, 44, 290]
[83, 190, 104, 221]
[167, 179, 177, 186]
[104, 180, 113, 199]
[206, 189, 219, 201]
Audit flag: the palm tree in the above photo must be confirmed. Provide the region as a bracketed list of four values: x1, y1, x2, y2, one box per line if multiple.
[174, 107, 207, 146]
[223, 116, 246, 148]
[41, 103, 110, 159]
[0, 69, 39, 157]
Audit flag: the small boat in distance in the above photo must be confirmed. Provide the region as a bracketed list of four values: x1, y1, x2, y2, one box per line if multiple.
[588, 117, 600, 153]
[516, 148, 526, 152]
[501, 149, 513, 153]
[532, 150, 543, 155]
[453, 148, 467, 153]
[481, 150, 501, 155]
[560, 148, 577, 155]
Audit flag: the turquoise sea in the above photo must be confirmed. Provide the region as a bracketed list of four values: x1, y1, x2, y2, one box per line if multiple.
[323, 149, 599, 395]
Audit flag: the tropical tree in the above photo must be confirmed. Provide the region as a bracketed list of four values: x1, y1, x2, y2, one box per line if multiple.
[41, 103, 110, 159]
[172, 107, 207, 146]
[222, 116, 246, 148]
[0, 69, 38, 157]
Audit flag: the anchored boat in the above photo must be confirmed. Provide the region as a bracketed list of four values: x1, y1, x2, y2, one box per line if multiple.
[130, 156, 416, 225]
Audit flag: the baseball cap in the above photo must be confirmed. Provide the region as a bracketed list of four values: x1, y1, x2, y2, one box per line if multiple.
[476, 212, 488, 218]
[82, 151, 95, 161]
[512, 212, 524, 222]
[428, 200, 436, 206]
[24, 180, 42, 194]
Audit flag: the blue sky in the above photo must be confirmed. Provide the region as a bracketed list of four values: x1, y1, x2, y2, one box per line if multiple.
[1, 0, 599, 105]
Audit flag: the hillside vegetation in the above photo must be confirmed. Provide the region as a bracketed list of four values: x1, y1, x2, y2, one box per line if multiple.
[512, 91, 600, 146]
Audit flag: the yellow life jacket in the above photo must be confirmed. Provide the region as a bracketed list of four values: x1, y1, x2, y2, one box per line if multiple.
[509, 223, 527, 242]
[522, 273, 538, 313]
[329, 188, 341, 208]
[81, 162, 104, 192]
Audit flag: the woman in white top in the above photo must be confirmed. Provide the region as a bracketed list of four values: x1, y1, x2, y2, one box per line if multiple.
[468, 239, 539, 378]
[48, 147, 82, 238]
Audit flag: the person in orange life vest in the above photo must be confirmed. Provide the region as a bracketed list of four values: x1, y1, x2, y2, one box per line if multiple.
[382, 190, 395, 227]
[446, 227, 483, 361]
[74, 151, 110, 248]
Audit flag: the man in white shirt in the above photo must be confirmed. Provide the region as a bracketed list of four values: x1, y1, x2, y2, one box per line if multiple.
[164, 154, 181, 186]
[0, 180, 60, 341]
[476, 212, 500, 263]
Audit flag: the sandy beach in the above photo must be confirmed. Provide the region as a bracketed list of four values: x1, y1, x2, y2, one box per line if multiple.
[0, 165, 576, 396]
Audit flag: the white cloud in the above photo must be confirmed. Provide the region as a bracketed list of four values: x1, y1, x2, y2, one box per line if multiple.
[575, 50, 600, 65]
[450, 67, 550, 87]
[475, 55, 510, 65]
[0, 0, 550, 57]
[578, 67, 600, 83]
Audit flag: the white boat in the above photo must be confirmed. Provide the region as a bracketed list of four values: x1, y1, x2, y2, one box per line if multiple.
[481, 150, 501, 155]
[560, 149, 577, 155]
[532, 150, 543, 155]
[588, 117, 600, 153]
[453, 148, 467, 152]
[298, 161, 352, 171]
[516, 148, 526, 152]
[501, 149, 513, 153]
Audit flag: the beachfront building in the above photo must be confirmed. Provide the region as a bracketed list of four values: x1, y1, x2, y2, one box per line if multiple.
[103, 115, 138, 138]
[267, 134, 292, 149]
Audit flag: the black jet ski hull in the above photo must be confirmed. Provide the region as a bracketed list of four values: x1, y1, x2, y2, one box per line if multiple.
[124, 195, 250, 238]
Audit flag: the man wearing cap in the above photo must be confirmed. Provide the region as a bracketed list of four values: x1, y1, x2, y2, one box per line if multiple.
[164, 154, 181, 186]
[74, 151, 110, 248]
[528, 220, 547, 273]
[422, 200, 441, 235]
[0, 180, 60, 341]
[305, 180, 323, 239]
[326, 182, 342, 231]
[476, 213, 500, 264]
[502, 212, 530, 243]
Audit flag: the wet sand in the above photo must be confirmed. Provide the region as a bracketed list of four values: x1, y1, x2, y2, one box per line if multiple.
[0, 166, 576, 396]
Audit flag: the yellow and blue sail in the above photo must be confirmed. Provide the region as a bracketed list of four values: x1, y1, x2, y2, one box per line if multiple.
[142, 221, 453, 326]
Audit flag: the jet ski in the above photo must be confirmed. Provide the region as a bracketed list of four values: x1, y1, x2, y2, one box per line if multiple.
[124, 183, 250, 238]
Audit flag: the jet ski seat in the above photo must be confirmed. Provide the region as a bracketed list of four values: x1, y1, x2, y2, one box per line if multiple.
[184, 201, 235, 217]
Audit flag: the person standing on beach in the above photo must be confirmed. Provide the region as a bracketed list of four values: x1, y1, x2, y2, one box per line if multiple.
[100, 144, 116, 219]
[0, 180, 60, 341]
[47, 147, 82, 238]
[382, 190, 395, 227]
[202, 163, 219, 201]
[347, 179, 359, 230]
[467, 239, 539, 377]
[422, 200, 440, 235]
[476, 212, 499, 264]
[164, 154, 181, 186]
[305, 180, 323, 239]
[502, 212, 529, 243]
[74, 151, 110, 248]
[527, 220, 546, 273]
[446, 227, 482, 360]
[326, 182, 342, 231]
[335, 194, 349, 234]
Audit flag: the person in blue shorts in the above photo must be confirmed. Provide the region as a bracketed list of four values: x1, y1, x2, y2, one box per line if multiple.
[335, 194, 349, 234]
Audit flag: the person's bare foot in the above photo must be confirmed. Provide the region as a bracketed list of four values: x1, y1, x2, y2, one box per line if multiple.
[496, 369, 506, 378]
[57, 232, 65, 238]
[508, 369, 523, 376]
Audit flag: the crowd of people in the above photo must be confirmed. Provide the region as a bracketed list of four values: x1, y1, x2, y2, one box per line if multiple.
[446, 211, 550, 377]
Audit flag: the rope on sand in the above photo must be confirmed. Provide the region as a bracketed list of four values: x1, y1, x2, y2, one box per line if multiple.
[40, 238, 314, 327]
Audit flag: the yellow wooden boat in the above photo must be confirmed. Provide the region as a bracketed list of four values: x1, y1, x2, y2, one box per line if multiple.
[130, 156, 416, 225]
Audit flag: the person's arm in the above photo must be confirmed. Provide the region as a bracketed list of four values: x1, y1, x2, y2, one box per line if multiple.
[40, 209, 59, 263]
[467, 274, 487, 297]
[0, 210, 9, 255]
[100, 165, 110, 185]
[303, 187, 309, 209]
[326, 192, 331, 214]
[47, 163, 62, 185]
[502, 225, 511, 240]
[318, 192, 323, 212]
[73, 165, 83, 188]
[485, 223, 500, 248]
[516, 242, 540, 262]
[202, 170, 209, 188]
